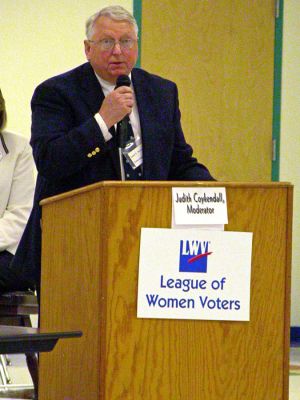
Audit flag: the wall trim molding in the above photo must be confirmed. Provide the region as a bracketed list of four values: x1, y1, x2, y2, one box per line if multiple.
[272, 0, 284, 181]
[133, 0, 142, 68]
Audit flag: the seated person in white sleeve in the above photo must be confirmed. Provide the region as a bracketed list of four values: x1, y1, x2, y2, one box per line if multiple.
[0, 89, 35, 274]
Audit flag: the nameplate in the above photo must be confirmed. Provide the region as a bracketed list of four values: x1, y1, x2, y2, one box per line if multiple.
[137, 228, 252, 321]
[172, 187, 228, 226]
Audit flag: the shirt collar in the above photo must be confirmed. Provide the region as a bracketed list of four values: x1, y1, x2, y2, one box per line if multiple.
[94, 72, 132, 95]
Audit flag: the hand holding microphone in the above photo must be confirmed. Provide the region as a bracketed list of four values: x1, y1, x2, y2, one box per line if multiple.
[98, 75, 133, 133]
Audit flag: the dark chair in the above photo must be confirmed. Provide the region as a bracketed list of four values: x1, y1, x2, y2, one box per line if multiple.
[0, 291, 39, 396]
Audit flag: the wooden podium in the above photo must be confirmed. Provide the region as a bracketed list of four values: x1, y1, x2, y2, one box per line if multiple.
[38, 182, 293, 400]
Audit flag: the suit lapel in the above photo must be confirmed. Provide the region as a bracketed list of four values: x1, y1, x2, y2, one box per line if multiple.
[77, 63, 121, 178]
[77, 63, 105, 113]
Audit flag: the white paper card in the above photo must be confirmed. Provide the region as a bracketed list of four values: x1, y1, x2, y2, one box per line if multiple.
[122, 136, 142, 169]
[138, 228, 252, 321]
[172, 187, 228, 226]
[172, 206, 224, 231]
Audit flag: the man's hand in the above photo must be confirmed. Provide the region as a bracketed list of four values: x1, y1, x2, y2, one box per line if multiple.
[99, 86, 134, 129]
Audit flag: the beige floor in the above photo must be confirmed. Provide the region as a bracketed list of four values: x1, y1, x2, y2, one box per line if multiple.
[290, 346, 300, 399]
[0, 354, 33, 398]
[0, 348, 300, 399]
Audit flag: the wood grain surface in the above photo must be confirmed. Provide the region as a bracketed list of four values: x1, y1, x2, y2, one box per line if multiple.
[39, 181, 292, 399]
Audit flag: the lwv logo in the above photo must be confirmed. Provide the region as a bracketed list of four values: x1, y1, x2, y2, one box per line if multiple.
[179, 240, 212, 273]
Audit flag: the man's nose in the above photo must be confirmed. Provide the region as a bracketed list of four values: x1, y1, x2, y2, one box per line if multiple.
[112, 42, 122, 55]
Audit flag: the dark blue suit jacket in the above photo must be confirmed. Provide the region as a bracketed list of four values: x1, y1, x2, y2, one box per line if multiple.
[9, 62, 214, 292]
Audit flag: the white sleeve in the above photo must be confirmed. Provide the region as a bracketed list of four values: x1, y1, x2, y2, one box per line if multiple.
[0, 141, 35, 254]
[94, 113, 113, 142]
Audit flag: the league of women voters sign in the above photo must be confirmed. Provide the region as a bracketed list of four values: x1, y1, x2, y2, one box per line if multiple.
[137, 228, 253, 321]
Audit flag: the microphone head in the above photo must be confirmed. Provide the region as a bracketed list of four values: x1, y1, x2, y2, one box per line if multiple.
[115, 74, 131, 88]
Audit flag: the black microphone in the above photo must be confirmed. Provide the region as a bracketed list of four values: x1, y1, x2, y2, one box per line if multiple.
[115, 75, 131, 148]
[115, 74, 131, 88]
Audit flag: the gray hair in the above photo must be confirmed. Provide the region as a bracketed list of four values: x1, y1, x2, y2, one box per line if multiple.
[85, 5, 138, 39]
[0, 89, 7, 131]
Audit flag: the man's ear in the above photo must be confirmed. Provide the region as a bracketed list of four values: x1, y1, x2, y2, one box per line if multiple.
[84, 40, 91, 60]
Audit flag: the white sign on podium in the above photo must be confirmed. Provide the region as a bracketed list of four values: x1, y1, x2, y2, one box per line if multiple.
[138, 228, 252, 322]
[172, 187, 228, 228]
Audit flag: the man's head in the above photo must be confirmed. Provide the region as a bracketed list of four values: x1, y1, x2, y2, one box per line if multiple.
[0, 89, 7, 132]
[84, 6, 138, 84]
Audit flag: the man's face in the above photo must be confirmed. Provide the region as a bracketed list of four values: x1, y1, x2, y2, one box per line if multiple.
[84, 16, 138, 84]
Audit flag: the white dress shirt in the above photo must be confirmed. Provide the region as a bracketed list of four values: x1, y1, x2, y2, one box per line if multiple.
[0, 131, 35, 254]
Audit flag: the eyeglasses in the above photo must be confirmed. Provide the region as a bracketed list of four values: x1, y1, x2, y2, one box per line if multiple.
[88, 38, 136, 51]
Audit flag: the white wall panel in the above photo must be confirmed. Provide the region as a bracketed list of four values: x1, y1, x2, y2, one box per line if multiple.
[0, 0, 133, 138]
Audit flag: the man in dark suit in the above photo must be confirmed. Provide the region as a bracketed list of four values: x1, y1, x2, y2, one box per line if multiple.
[0, 5, 214, 294]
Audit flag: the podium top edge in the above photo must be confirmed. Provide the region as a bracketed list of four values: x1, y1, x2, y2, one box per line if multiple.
[40, 180, 293, 206]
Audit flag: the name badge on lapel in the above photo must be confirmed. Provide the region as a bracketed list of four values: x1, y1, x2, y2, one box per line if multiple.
[122, 136, 142, 170]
